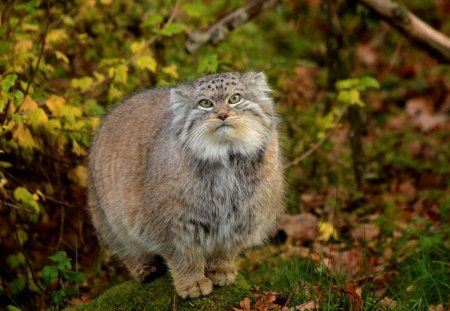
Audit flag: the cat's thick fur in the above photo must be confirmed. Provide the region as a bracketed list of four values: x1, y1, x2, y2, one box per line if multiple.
[88, 72, 284, 298]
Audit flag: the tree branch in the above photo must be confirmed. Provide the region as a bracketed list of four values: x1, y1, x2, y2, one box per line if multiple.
[360, 0, 450, 63]
[185, 0, 278, 53]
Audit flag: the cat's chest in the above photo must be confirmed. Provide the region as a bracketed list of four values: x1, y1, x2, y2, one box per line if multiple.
[184, 165, 260, 247]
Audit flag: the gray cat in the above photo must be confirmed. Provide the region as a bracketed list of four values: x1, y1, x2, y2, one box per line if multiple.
[88, 72, 284, 298]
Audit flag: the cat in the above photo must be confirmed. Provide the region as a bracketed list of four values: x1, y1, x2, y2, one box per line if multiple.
[87, 72, 284, 298]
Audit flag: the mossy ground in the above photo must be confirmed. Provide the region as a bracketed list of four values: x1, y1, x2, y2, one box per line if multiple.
[69, 274, 251, 311]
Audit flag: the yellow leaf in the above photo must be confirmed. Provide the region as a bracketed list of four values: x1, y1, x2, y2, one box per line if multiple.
[90, 117, 100, 130]
[15, 39, 33, 53]
[93, 71, 105, 83]
[28, 108, 49, 129]
[55, 50, 69, 64]
[71, 76, 94, 92]
[68, 165, 88, 188]
[46, 29, 68, 45]
[46, 95, 65, 116]
[12, 122, 36, 149]
[20, 96, 38, 112]
[100, 0, 112, 4]
[22, 23, 39, 32]
[72, 140, 87, 156]
[108, 86, 123, 102]
[318, 221, 339, 241]
[113, 64, 128, 84]
[55, 133, 67, 156]
[45, 119, 61, 134]
[134, 55, 156, 73]
[59, 105, 82, 124]
[162, 65, 178, 79]
[130, 40, 146, 54]
[108, 67, 115, 78]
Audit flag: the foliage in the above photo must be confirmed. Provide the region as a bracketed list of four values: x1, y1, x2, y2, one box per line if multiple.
[42, 251, 85, 307]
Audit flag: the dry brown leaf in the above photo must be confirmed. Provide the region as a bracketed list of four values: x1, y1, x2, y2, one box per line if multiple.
[356, 43, 379, 66]
[427, 304, 445, 311]
[278, 213, 318, 241]
[351, 223, 381, 241]
[398, 180, 417, 201]
[296, 300, 319, 311]
[234, 297, 251, 311]
[342, 283, 363, 311]
[254, 292, 282, 311]
[413, 113, 448, 132]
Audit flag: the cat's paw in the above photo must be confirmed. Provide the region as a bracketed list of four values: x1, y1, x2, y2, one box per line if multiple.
[177, 276, 213, 298]
[206, 266, 237, 286]
[129, 264, 158, 282]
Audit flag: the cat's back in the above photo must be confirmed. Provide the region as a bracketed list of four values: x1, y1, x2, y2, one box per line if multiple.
[88, 87, 172, 213]
[94, 87, 171, 147]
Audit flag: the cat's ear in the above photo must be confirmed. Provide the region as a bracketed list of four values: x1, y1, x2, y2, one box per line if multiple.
[242, 72, 272, 94]
[169, 85, 190, 113]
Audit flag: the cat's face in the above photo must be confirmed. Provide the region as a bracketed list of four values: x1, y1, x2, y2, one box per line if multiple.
[170, 72, 275, 161]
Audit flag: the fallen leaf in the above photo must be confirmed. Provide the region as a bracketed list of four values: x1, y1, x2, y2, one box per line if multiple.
[413, 113, 448, 132]
[278, 213, 318, 241]
[351, 223, 380, 241]
[398, 180, 417, 201]
[317, 221, 338, 241]
[342, 283, 363, 311]
[296, 300, 319, 311]
[234, 297, 251, 311]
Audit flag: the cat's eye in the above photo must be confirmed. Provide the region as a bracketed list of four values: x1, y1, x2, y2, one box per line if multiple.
[229, 94, 241, 105]
[198, 99, 213, 109]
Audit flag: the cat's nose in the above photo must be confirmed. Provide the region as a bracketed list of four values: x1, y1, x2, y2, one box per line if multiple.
[217, 112, 228, 121]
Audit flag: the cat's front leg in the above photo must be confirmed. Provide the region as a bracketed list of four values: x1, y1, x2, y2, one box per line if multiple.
[165, 250, 213, 298]
[205, 252, 238, 286]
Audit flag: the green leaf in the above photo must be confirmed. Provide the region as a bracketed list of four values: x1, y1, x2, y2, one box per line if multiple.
[142, 14, 163, 28]
[14, 187, 33, 203]
[197, 53, 218, 74]
[335, 78, 359, 90]
[83, 99, 104, 116]
[64, 271, 85, 283]
[8, 277, 26, 295]
[358, 75, 380, 90]
[6, 305, 23, 311]
[49, 251, 72, 270]
[16, 229, 28, 246]
[160, 23, 185, 36]
[52, 288, 65, 305]
[14, 90, 24, 105]
[337, 89, 364, 107]
[182, 3, 207, 17]
[1, 74, 17, 92]
[7, 253, 26, 269]
[42, 265, 59, 286]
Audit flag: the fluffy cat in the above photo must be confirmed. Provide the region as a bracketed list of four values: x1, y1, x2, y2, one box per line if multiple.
[88, 72, 284, 298]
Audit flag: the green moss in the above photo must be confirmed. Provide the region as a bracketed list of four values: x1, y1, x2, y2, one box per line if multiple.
[69, 274, 251, 311]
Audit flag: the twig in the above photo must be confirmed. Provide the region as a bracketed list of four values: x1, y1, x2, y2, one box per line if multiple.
[286, 110, 345, 168]
[360, 0, 450, 63]
[21, 0, 51, 103]
[185, 0, 279, 53]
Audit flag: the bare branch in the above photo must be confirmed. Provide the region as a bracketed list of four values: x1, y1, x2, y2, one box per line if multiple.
[360, 0, 450, 63]
[185, 0, 278, 53]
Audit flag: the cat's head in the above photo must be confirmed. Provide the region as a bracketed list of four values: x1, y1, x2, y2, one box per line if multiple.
[170, 72, 276, 161]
